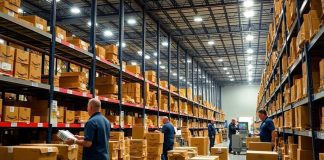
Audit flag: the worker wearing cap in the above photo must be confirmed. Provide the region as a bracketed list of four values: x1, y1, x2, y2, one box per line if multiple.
[66, 98, 111, 160]
[258, 109, 275, 145]
[208, 119, 216, 150]
[160, 116, 175, 160]
[228, 118, 238, 153]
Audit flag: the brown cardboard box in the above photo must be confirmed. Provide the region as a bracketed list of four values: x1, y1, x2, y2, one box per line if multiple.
[297, 149, 313, 160]
[190, 156, 219, 160]
[66, 37, 89, 51]
[160, 81, 168, 88]
[18, 107, 30, 122]
[105, 52, 118, 62]
[56, 26, 66, 40]
[110, 131, 124, 141]
[296, 16, 310, 50]
[146, 132, 164, 144]
[302, 61, 321, 96]
[31, 116, 40, 123]
[96, 45, 106, 59]
[320, 153, 324, 160]
[248, 142, 272, 151]
[167, 150, 188, 160]
[210, 147, 228, 160]
[57, 107, 64, 123]
[295, 105, 310, 129]
[20, 144, 78, 160]
[0, 0, 18, 12]
[145, 71, 156, 82]
[14, 49, 29, 80]
[65, 110, 75, 124]
[0, 45, 14, 76]
[132, 125, 147, 139]
[96, 84, 118, 95]
[298, 136, 313, 150]
[75, 111, 89, 123]
[126, 65, 141, 74]
[246, 151, 278, 160]
[289, 144, 298, 160]
[190, 137, 209, 155]
[104, 45, 118, 55]
[124, 115, 134, 125]
[0, 6, 18, 18]
[2, 106, 18, 122]
[0, 146, 58, 160]
[28, 52, 42, 83]
[246, 137, 260, 148]
[96, 75, 116, 85]
[19, 15, 48, 31]
[109, 141, 120, 150]
[147, 145, 163, 155]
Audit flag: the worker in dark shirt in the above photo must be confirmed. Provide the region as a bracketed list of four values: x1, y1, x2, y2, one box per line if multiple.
[258, 109, 275, 144]
[228, 118, 238, 153]
[66, 98, 110, 160]
[208, 119, 216, 150]
[160, 116, 175, 160]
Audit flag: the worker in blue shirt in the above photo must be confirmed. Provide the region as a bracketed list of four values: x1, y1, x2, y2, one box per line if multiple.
[67, 98, 111, 160]
[159, 116, 175, 160]
[258, 109, 275, 145]
[208, 119, 216, 150]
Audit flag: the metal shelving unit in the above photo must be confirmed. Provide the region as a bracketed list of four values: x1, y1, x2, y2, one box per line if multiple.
[257, 0, 324, 159]
[0, 0, 225, 143]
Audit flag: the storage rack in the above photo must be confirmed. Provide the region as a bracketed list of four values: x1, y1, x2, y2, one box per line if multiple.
[257, 0, 324, 160]
[0, 0, 225, 143]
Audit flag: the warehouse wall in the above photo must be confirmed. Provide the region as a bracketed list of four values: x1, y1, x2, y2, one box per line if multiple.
[221, 85, 259, 123]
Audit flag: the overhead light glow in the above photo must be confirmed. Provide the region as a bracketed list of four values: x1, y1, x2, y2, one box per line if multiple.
[208, 41, 215, 45]
[244, 10, 255, 18]
[247, 64, 253, 70]
[153, 52, 157, 57]
[162, 41, 168, 46]
[246, 34, 254, 41]
[244, 0, 254, 8]
[229, 75, 233, 78]
[154, 61, 162, 65]
[47, 0, 61, 2]
[18, 8, 23, 13]
[247, 48, 254, 54]
[223, 67, 228, 71]
[249, 82, 252, 85]
[230, 78, 235, 81]
[87, 21, 98, 27]
[160, 65, 166, 69]
[194, 16, 203, 22]
[247, 56, 253, 61]
[248, 77, 253, 81]
[103, 30, 113, 37]
[116, 42, 126, 48]
[131, 61, 137, 65]
[70, 7, 81, 14]
[172, 73, 177, 76]
[145, 55, 150, 60]
[0, 39, 5, 44]
[218, 58, 223, 62]
[180, 76, 184, 80]
[226, 72, 230, 75]
[248, 71, 253, 76]
[187, 59, 192, 63]
[127, 18, 137, 25]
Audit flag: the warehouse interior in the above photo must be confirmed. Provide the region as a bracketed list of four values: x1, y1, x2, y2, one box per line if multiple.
[0, 0, 324, 160]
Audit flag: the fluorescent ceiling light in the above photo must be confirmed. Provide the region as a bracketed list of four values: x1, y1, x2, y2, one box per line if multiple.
[145, 55, 150, 60]
[228, 75, 233, 78]
[137, 51, 142, 56]
[0, 39, 4, 44]
[230, 78, 235, 81]
[247, 56, 253, 61]
[18, 8, 23, 13]
[244, 10, 255, 18]
[247, 48, 254, 54]
[208, 41, 215, 45]
[103, 30, 113, 37]
[127, 18, 137, 25]
[247, 64, 253, 70]
[226, 72, 230, 75]
[131, 61, 137, 65]
[248, 71, 253, 76]
[70, 7, 81, 14]
[47, 0, 61, 2]
[160, 65, 166, 69]
[248, 77, 253, 81]
[153, 52, 157, 57]
[187, 59, 192, 63]
[218, 58, 223, 62]
[87, 21, 98, 27]
[116, 42, 126, 47]
[194, 16, 203, 22]
[172, 73, 177, 76]
[246, 34, 254, 41]
[212, 86, 215, 88]
[244, 0, 254, 8]
[179, 76, 184, 80]
[223, 67, 228, 71]
[162, 41, 168, 46]
[154, 61, 162, 65]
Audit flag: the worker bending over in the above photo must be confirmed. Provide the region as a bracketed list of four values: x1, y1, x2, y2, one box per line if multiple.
[208, 119, 216, 150]
[258, 109, 275, 145]
[158, 116, 175, 160]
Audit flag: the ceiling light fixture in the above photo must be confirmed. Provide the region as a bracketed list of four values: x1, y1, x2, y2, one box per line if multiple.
[103, 30, 113, 37]
[248, 71, 253, 76]
[70, 7, 81, 14]
[247, 48, 254, 54]
[137, 51, 142, 56]
[229, 75, 233, 78]
[223, 67, 228, 71]
[244, 0, 254, 8]
[116, 42, 126, 48]
[244, 10, 255, 18]
[247, 56, 253, 61]
[131, 61, 137, 65]
[218, 59, 223, 62]
[230, 78, 235, 81]
[226, 72, 230, 75]
[180, 76, 184, 80]
[127, 18, 137, 25]
[153, 52, 157, 57]
[145, 55, 150, 60]
[187, 59, 192, 63]
[194, 16, 203, 22]
[208, 40, 215, 45]
[0, 39, 4, 44]
[246, 34, 254, 41]
[160, 65, 166, 69]
[87, 21, 98, 27]
[18, 8, 24, 13]
[248, 77, 253, 81]
[247, 64, 253, 70]
[172, 73, 177, 76]
[162, 41, 168, 46]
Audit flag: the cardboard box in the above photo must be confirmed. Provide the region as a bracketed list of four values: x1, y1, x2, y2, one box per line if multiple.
[20, 144, 78, 160]
[146, 132, 164, 144]
[289, 144, 298, 160]
[0, 146, 58, 160]
[110, 131, 124, 141]
[109, 141, 120, 150]
[246, 151, 278, 160]
[126, 65, 141, 75]
[320, 153, 324, 160]
[28, 52, 42, 83]
[295, 105, 310, 129]
[147, 145, 163, 155]
[0, 1, 18, 12]
[190, 137, 209, 155]
[18, 107, 30, 122]
[75, 111, 89, 123]
[297, 149, 313, 160]
[0, 5, 18, 18]
[96, 75, 116, 85]
[104, 45, 118, 55]
[160, 81, 168, 88]
[65, 110, 75, 124]
[66, 37, 89, 51]
[132, 125, 147, 139]
[19, 15, 48, 31]
[14, 49, 29, 80]
[95, 45, 106, 59]
[210, 147, 228, 160]
[96, 84, 118, 95]
[302, 61, 320, 96]
[298, 136, 313, 150]
[190, 156, 219, 160]
[0, 99, 2, 121]
[2, 106, 18, 122]
[167, 150, 188, 160]
[31, 116, 40, 123]
[105, 52, 118, 62]
[56, 107, 64, 123]
[246, 137, 260, 148]
[248, 142, 272, 151]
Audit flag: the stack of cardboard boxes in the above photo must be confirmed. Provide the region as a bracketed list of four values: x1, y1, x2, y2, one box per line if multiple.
[246, 150, 278, 160]
[130, 125, 148, 159]
[0, 146, 59, 160]
[320, 59, 324, 89]
[210, 147, 228, 160]
[59, 72, 88, 92]
[122, 82, 141, 104]
[167, 150, 188, 160]
[0, 0, 20, 18]
[248, 142, 272, 151]
[20, 144, 78, 160]
[295, 105, 310, 130]
[96, 75, 118, 97]
[104, 45, 119, 65]
[126, 65, 141, 75]
[189, 137, 209, 155]
[145, 71, 156, 83]
[181, 127, 191, 144]
[110, 131, 129, 160]
[2, 105, 30, 123]
[297, 136, 314, 160]
[146, 132, 164, 160]
[173, 147, 198, 158]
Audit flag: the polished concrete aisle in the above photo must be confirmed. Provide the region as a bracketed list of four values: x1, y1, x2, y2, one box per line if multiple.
[215, 142, 246, 160]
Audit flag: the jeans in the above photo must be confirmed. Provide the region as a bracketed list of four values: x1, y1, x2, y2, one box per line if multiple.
[162, 141, 174, 160]
[209, 136, 215, 149]
[229, 136, 232, 152]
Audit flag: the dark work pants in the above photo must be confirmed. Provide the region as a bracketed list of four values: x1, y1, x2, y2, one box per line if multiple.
[162, 140, 174, 160]
[229, 136, 232, 152]
[209, 136, 215, 150]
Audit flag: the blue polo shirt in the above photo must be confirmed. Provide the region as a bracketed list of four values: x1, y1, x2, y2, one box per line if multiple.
[162, 122, 175, 141]
[83, 112, 110, 160]
[260, 117, 275, 142]
[208, 123, 216, 138]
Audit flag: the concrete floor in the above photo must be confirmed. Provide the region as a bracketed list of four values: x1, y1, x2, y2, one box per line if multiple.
[215, 141, 246, 160]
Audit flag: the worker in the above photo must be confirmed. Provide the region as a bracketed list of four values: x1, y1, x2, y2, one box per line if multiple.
[160, 116, 175, 160]
[228, 118, 238, 153]
[208, 119, 216, 150]
[66, 98, 111, 160]
[258, 109, 275, 145]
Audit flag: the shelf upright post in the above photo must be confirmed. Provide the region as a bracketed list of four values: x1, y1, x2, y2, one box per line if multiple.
[141, 4, 146, 124]
[185, 50, 189, 123]
[89, 0, 97, 96]
[168, 35, 171, 119]
[46, 0, 57, 144]
[196, 64, 199, 126]
[156, 21, 161, 127]
[191, 58, 194, 120]
[117, 0, 125, 131]
[176, 41, 180, 125]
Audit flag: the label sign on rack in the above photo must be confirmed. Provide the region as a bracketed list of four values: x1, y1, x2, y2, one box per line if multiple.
[11, 122, 17, 127]
[82, 92, 87, 97]
[81, 124, 85, 128]
[37, 123, 43, 127]
[52, 123, 57, 127]
[65, 124, 70, 128]
[31, 82, 39, 87]
[67, 90, 73, 94]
